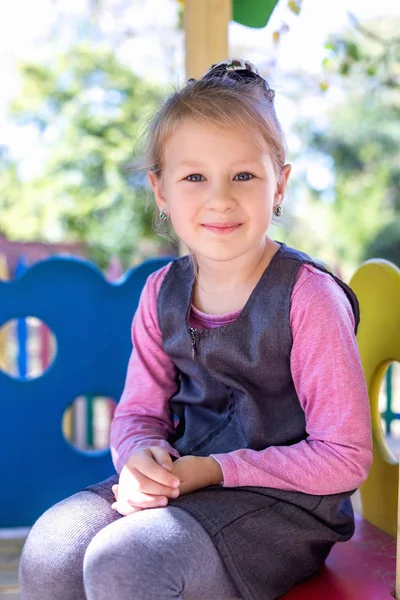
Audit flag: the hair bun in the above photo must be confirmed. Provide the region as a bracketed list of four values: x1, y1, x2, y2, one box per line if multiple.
[200, 58, 275, 102]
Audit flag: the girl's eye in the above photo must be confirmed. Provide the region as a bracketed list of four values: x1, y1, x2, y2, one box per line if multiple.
[185, 174, 205, 182]
[234, 172, 254, 181]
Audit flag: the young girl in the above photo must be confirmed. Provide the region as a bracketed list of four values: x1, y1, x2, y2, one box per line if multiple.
[20, 59, 372, 600]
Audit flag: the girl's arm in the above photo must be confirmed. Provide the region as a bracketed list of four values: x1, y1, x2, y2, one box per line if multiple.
[210, 266, 373, 496]
[110, 264, 180, 474]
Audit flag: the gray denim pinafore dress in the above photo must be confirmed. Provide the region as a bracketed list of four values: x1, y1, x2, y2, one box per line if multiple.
[85, 242, 360, 600]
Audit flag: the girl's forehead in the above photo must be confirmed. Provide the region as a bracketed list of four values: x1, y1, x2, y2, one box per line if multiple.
[170, 118, 262, 142]
[164, 118, 270, 161]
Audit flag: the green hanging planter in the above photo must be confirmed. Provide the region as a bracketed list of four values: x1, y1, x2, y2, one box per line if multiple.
[233, 0, 279, 28]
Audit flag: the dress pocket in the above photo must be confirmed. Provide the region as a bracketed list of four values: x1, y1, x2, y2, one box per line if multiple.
[189, 406, 247, 455]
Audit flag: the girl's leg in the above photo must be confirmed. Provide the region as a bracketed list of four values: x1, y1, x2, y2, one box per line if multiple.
[19, 490, 120, 600]
[84, 506, 241, 600]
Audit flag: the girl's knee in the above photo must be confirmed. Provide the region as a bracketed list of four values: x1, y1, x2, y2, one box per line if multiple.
[19, 501, 80, 598]
[83, 508, 185, 598]
[83, 514, 148, 581]
[20, 491, 114, 600]
[83, 507, 239, 600]
[83, 524, 135, 597]
[20, 500, 74, 576]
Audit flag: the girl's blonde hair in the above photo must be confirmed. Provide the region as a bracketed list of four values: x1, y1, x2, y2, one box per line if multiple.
[142, 59, 287, 181]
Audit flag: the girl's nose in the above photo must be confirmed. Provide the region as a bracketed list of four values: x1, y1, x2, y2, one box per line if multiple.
[206, 185, 236, 211]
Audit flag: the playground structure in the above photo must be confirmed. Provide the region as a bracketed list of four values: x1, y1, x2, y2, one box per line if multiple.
[0, 254, 399, 599]
[0, 0, 399, 598]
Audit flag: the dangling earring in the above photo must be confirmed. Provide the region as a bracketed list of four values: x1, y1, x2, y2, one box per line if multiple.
[274, 204, 283, 217]
[159, 208, 170, 222]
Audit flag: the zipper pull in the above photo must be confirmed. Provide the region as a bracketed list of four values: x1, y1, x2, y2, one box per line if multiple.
[188, 327, 196, 360]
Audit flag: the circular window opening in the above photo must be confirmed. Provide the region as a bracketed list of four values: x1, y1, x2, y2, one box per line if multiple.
[62, 396, 117, 453]
[0, 317, 57, 379]
[380, 362, 400, 458]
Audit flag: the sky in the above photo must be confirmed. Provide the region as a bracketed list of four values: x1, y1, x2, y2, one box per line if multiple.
[0, 0, 398, 182]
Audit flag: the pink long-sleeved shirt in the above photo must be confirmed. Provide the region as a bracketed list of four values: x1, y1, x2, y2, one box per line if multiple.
[110, 262, 372, 496]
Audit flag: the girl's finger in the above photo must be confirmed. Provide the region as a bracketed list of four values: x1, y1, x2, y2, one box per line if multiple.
[150, 447, 174, 472]
[137, 455, 180, 489]
[131, 467, 180, 498]
[125, 493, 170, 509]
[112, 484, 118, 500]
[111, 501, 142, 517]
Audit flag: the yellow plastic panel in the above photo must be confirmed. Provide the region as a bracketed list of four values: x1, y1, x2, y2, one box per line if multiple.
[350, 260, 400, 538]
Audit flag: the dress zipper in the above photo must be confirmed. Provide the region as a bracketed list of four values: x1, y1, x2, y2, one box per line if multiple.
[188, 327, 197, 360]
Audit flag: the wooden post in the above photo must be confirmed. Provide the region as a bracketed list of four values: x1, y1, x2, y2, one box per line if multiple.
[184, 0, 231, 79]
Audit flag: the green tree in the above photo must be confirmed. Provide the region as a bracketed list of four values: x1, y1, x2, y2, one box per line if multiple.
[364, 220, 400, 267]
[323, 13, 400, 91]
[282, 17, 400, 274]
[0, 45, 175, 269]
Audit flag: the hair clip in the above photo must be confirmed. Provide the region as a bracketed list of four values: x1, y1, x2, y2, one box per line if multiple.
[226, 61, 246, 72]
[204, 59, 260, 77]
[225, 59, 260, 75]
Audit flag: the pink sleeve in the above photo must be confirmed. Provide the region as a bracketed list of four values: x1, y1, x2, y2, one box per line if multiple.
[211, 265, 373, 495]
[110, 263, 181, 474]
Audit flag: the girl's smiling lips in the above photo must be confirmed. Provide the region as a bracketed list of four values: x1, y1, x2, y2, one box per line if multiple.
[201, 222, 242, 234]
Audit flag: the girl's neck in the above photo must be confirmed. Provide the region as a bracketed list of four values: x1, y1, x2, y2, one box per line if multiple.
[192, 237, 280, 315]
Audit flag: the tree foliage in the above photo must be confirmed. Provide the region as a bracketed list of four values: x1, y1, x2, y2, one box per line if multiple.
[0, 44, 173, 269]
[323, 13, 400, 90]
[281, 17, 400, 273]
[365, 220, 400, 267]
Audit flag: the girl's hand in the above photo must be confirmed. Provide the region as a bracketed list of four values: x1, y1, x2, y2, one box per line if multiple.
[171, 456, 223, 495]
[111, 446, 180, 516]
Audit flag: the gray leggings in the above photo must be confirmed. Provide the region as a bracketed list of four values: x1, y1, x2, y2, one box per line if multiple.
[19, 490, 240, 600]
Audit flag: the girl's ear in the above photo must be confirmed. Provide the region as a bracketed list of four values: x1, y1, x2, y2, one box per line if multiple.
[147, 169, 167, 212]
[275, 164, 292, 203]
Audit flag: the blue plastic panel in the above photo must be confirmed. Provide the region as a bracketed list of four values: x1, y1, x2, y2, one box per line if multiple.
[0, 255, 171, 527]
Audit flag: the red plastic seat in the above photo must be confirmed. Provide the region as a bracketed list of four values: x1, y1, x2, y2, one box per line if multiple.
[282, 514, 396, 599]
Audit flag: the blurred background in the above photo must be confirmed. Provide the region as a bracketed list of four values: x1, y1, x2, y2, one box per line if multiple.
[0, 0, 399, 447]
[0, 0, 398, 274]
